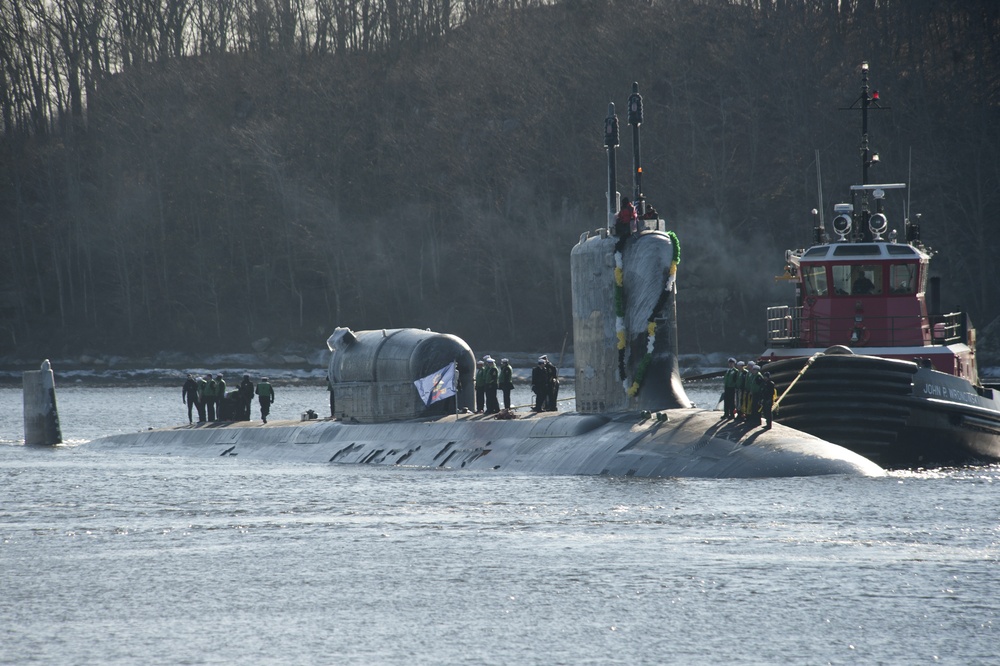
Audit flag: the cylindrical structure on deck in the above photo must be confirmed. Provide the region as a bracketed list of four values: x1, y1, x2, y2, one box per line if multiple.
[327, 328, 476, 422]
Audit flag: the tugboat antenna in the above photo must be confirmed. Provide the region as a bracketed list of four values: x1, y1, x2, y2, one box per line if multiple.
[906, 146, 913, 222]
[814, 148, 825, 229]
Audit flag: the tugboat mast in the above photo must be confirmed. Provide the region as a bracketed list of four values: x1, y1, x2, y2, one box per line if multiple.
[844, 61, 887, 242]
[860, 62, 874, 188]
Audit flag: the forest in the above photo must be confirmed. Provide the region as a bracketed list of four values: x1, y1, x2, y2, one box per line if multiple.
[1, 0, 998, 359]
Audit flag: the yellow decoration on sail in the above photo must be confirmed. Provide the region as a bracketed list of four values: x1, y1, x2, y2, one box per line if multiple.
[616, 330, 626, 349]
[647, 321, 657, 336]
[627, 382, 640, 397]
[614, 267, 623, 286]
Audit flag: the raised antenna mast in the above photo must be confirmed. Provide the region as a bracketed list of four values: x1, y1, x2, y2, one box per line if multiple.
[604, 103, 620, 230]
[627, 82, 644, 215]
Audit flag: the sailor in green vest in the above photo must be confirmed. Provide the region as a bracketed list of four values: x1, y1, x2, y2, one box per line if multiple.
[255, 377, 275, 424]
[734, 361, 748, 420]
[722, 357, 738, 420]
[483, 356, 500, 415]
[747, 363, 765, 426]
[498, 358, 515, 411]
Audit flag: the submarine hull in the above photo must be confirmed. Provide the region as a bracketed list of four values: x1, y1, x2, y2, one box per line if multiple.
[86, 410, 883, 478]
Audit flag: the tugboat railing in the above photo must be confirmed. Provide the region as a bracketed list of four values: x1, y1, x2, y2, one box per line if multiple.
[766, 306, 965, 347]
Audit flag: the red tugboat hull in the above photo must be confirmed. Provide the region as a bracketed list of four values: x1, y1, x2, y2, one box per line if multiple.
[761, 347, 1000, 468]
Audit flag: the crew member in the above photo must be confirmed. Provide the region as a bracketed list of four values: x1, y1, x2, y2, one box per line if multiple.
[498, 358, 514, 411]
[205, 374, 217, 421]
[483, 356, 500, 415]
[542, 355, 559, 411]
[615, 195, 636, 238]
[474, 360, 486, 414]
[256, 377, 275, 424]
[734, 362, 747, 420]
[238, 374, 255, 421]
[722, 358, 738, 419]
[196, 374, 207, 422]
[760, 371, 776, 430]
[215, 374, 227, 420]
[327, 376, 336, 419]
[747, 364, 764, 426]
[852, 272, 875, 295]
[182, 374, 198, 424]
[531, 358, 548, 412]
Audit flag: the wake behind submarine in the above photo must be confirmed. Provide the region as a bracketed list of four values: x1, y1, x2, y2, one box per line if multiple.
[80, 84, 882, 477]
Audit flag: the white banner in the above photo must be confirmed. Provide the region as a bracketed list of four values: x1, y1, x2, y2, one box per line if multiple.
[414, 363, 457, 406]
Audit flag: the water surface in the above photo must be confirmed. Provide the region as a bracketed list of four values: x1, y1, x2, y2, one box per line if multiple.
[2, 383, 998, 664]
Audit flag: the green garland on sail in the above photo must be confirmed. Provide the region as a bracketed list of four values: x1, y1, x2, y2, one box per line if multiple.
[625, 230, 681, 398]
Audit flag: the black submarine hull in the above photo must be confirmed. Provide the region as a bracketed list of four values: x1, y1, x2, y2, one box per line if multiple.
[763, 351, 1000, 468]
[86, 409, 883, 478]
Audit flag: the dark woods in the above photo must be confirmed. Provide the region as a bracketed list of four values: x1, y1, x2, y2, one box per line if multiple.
[1, 0, 998, 357]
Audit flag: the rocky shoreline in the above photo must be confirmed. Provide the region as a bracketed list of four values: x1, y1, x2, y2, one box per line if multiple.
[5, 348, 994, 389]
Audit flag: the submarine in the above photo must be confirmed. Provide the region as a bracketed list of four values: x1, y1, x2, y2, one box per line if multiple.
[73, 85, 883, 477]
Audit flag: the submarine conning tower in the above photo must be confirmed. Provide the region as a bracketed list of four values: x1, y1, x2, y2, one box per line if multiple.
[572, 86, 691, 414]
[327, 327, 476, 422]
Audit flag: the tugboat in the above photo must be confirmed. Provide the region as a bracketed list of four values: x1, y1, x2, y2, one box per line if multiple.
[759, 63, 1000, 468]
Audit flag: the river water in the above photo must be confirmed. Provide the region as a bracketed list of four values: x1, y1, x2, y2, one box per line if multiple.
[2, 381, 999, 664]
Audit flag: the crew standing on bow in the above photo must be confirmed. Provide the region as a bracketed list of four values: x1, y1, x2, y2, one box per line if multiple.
[182, 374, 198, 424]
[205, 374, 217, 421]
[238, 374, 255, 420]
[196, 374, 208, 422]
[747, 364, 764, 426]
[722, 358, 738, 420]
[760, 371, 776, 430]
[215, 374, 227, 419]
[327, 375, 336, 418]
[256, 377, 275, 424]
[474, 360, 486, 414]
[542, 355, 559, 411]
[498, 358, 514, 411]
[483, 356, 500, 415]
[734, 362, 747, 420]
[531, 358, 548, 412]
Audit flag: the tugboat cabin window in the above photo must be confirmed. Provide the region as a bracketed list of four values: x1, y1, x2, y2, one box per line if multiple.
[832, 244, 882, 256]
[832, 264, 882, 295]
[802, 265, 828, 296]
[889, 264, 917, 294]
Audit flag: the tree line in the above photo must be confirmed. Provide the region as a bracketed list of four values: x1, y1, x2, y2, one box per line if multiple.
[1, 0, 550, 138]
[1, 0, 998, 358]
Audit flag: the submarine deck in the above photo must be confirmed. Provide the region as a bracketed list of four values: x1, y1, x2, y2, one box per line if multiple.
[86, 407, 885, 478]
